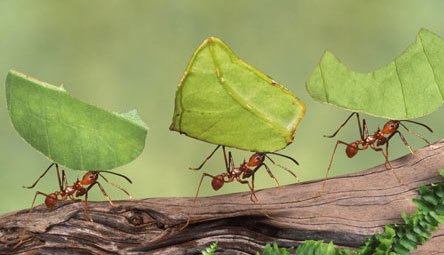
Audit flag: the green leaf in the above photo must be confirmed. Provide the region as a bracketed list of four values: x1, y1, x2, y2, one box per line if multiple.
[424, 213, 438, 226]
[436, 204, 444, 214]
[413, 198, 433, 212]
[393, 243, 410, 255]
[413, 225, 431, 239]
[405, 231, 419, 243]
[430, 211, 444, 224]
[400, 238, 417, 251]
[433, 183, 444, 198]
[202, 241, 218, 255]
[6, 69, 148, 170]
[170, 37, 305, 152]
[306, 28, 444, 119]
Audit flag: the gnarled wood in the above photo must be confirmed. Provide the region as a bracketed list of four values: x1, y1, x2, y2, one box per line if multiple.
[1, 139, 444, 254]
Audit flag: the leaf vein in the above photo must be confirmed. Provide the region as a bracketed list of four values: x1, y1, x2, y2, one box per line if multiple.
[318, 62, 329, 103]
[43, 97, 51, 159]
[393, 60, 409, 118]
[207, 41, 287, 139]
[418, 34, 444, 100]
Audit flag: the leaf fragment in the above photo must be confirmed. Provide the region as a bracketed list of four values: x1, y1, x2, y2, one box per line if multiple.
[6, 69, 148, 170]
[170, 37, 305, 152]
[306, 28, 444, 119]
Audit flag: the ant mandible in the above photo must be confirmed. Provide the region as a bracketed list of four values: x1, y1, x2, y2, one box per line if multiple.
[181, 145, 299, 230]
[13, 163, 132, 248]
[316, 112, 433, 197]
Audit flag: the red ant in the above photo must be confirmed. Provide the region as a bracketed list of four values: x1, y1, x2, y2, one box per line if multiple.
[316, 112, 433, 197]
[13, 163, 132, 248]
[181, 145, 299, 230]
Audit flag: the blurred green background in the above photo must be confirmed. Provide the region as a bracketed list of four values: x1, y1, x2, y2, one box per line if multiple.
[1, 0, 444, 215]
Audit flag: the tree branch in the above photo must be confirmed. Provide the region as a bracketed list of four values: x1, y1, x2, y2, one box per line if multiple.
[1, 139, 444, 255]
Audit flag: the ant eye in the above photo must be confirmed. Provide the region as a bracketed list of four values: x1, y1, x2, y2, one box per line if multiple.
[256, 157, 260, 160]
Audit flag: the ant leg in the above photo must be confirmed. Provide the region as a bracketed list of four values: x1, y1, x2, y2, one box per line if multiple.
[72, 195, 108, 240]
[236, 177, 273, 219]
[265, 155, 299, 181]
[80, 192, 94, 222]
[399, 122, 431, 145]
[180, 173, 220, 231]
[23, 163, 55, 189]
[383, 143, 392, 170]
[81, 194, 93, 222]
[94, 182, 120, 207]
[55, 164, 63, 191]
[315, 140, 350, 198]
[245, 164, 266, 202]
[362, 118, 369, 139]
[373, 143, 408, 187]
[98, 173, 132, 199]
[189, 145, 221, 171]
[82, 193, 93, 222]
[388, 130, 414, 155]
[13, 191, 52, 249]
[261, 163, 281, 188]
[236, 178, 258, 204]
[324, 112, 357, 138]
[70, 196, 94, 223]
[228, 151, 235, 173]
[370, 144, 392, 169]
[222, 146, 229, 172]
[60, 169, 68, 191]
[250, 174, 258, 202]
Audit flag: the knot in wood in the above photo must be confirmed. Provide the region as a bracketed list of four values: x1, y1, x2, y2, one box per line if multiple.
[129, 214, 143, 226]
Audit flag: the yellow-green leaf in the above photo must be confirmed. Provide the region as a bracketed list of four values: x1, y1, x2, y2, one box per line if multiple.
[306, 28, 444, 119]
[170, 37, 305, 152]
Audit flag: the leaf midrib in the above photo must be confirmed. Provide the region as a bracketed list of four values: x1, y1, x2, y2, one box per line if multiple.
[207, 41, 290, 143]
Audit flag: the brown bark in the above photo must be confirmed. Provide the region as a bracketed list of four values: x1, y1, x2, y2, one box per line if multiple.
[1, 139, 444, 255]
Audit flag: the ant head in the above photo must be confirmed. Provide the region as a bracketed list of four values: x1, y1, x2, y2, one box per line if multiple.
[382, 120, 399, 134]
[81, 171, 99, 185]
[211, 175, 224, 191]
[248, 153, 265, 167]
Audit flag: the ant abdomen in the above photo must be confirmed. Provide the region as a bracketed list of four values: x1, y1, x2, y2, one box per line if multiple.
[346, 143, 358, 158]
[45, 193, 58, 209]
[211, 175, 224, 190]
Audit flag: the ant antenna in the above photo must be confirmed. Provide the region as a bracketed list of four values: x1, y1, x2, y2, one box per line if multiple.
[265, 155, 299, 181]
[99, 173, 132, 199]
[266, 152, 299, 165]
[99, 170, 133, 184]
[399, 122, 432, 145]
[400, 120, 433, 133]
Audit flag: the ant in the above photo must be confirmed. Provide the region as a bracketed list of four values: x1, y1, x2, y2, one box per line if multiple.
[13, 163, 132, 248]
[316, 112, 433, 197]
[181, 145, 299, 230]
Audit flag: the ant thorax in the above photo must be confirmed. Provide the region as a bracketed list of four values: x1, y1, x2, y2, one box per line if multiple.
[365, 135, 377, 144]
[242, 168, 254, 178]
[65, 185, 76, 195]
[232, 167, 243, 176]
